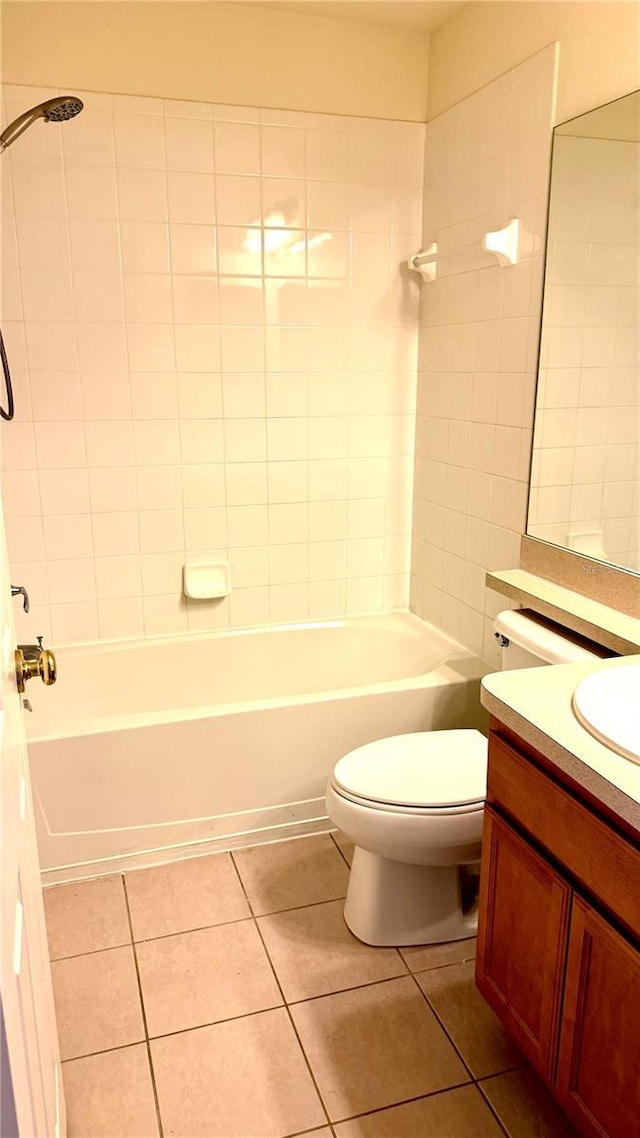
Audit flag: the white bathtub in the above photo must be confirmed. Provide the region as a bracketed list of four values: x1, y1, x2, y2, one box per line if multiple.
[26, 612, 487, 883]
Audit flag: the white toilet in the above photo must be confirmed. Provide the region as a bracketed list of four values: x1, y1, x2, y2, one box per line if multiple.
[326, 609, 606, 947]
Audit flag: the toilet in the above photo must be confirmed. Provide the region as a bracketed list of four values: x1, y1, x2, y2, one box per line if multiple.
[326, 609, 606, 947]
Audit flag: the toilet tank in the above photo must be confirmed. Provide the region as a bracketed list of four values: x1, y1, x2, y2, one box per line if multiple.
[493, 609, 611, 670]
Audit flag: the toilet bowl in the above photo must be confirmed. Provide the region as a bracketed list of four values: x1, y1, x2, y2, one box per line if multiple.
[326, 729, 487, 947]
[327, 609, 607, 948]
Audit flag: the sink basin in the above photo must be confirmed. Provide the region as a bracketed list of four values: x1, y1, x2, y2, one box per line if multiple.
[573, 665, 640, 765]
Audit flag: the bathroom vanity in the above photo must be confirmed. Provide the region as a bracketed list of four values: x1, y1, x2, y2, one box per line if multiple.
[477, 660, 640, 1138]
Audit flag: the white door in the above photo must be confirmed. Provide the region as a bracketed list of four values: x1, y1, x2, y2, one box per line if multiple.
[0, 493, 65, 1137]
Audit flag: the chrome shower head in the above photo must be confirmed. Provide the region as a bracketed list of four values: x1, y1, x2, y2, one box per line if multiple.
[0, 95, 84, 153]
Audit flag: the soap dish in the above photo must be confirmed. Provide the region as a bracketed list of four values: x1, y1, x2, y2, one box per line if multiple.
[183, 560, 231, 600]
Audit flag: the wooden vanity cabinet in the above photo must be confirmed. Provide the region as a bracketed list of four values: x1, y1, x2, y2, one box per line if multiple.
[476, 723, 640, 1138]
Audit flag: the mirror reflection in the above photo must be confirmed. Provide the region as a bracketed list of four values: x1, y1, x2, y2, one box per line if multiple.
[528, 90, 639, 572]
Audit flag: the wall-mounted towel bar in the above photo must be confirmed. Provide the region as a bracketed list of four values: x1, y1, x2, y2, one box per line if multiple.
[408, 219, 520, 282]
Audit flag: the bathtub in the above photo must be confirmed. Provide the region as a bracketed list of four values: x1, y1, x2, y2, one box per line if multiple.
[26, 612, 487, 883]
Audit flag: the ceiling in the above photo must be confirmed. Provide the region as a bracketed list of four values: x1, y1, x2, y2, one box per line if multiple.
[255, 1, 465, 32]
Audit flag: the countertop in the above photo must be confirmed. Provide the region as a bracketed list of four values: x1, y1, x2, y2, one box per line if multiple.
[485, 569, 640, 655]
[481, 654, 640, 839]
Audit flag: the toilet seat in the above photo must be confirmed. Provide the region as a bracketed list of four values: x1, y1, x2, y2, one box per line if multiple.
[331, 730, 487, 813]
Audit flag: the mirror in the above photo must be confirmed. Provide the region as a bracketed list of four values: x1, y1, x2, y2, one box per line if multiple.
[528, 90, 639, 573]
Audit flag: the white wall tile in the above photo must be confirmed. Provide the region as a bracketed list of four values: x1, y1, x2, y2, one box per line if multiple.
[34, 421, 85, 468]
[121, 221, 170, 272]
[214, 122, 261, 175]
[85, 421, 135, 467]
[3, 84, 423, 643]
[410, 45, 557, 653]
[170, 222, 216, 274]
[92, 511, 139, 556]
[165, 117, 214, 173]
[88, 467, 137, 513]
[43, 513, 93, 560]
[95, 555, 142, 599]
[114, 112, 165, 169]
[40, 468, 90, 515]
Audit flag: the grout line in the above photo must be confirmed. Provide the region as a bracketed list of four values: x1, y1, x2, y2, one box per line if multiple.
[255, 916, 334, 1133]
[408, 969, 477, 1083]
[282, 1126, 336, 1138]
[229, 847, 257, 916]
[122, 874, 165, 1138]
[329, 831, 353, 870]
[409, 969, 524, 1099]
[475, 1076, 513, 1138]
[145, 1002, 286, 1042]
[50, 938, 133, 964]
[400, 948, 478, 975]
[252, 893, 349, 918]
[60, 1039, 147, 1065]
[321, 1080, 477, 1129]
[284, 970, 410, 1009]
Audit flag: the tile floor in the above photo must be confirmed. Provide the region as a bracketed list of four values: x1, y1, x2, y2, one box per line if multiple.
[44, 833, 578, 1138]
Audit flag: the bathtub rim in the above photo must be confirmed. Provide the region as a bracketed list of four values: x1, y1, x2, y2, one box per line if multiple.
[27, 610, 486, 744]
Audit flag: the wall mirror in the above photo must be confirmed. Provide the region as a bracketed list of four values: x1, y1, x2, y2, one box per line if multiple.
[527, 89, 639, 573]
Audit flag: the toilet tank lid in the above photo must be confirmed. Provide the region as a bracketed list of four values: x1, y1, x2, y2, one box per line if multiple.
[493, 609, 606, 664]
[332, 730, 488, 809]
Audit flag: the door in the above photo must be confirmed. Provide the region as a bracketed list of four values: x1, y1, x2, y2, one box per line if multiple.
[0, 493, 65, 1136]
[476, 806, 571, 1082]
[556, 896, 640, 1138]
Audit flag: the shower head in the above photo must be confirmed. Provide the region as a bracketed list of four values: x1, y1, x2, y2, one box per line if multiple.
[0, 95, 84, 153]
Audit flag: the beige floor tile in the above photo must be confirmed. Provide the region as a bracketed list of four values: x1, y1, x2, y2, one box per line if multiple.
[151, 1007, 326, 1138]
[52, 946, 145, 1060]
[334, 1084, 506, 1137]
[44, 875, 130, 960]
[400, 936, 476, 974]
[233, 834, 350, 915]
[417, 960, 522, 1078]
[125, 852, 249, 940]
[63, 1044, 159, 1137]
[480, 1068, 579, 1138]
[332, 830, 355, 865]
[290, 975, 469, 1121]
[258, 899, 406, 1002]
[137, 919, 282, 1036]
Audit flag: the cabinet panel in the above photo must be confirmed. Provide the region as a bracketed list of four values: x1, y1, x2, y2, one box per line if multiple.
[487, 732, 640, 939]
[476, 807, 571, 1082]
[557, 896, 640, 1138]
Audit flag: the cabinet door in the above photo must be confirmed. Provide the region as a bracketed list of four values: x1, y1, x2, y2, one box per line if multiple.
[557, 896, 640, 1138]
[476, 807, 571, 1081]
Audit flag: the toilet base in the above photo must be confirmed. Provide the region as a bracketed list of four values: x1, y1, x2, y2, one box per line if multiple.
[343, 847, 479, 947]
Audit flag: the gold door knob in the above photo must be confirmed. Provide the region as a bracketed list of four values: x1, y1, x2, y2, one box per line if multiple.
[15, 638, 57, 693]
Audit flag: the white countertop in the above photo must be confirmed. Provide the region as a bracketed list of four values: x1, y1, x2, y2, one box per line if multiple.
[481, 654, 640, 833]
[485, 569, 640, 655]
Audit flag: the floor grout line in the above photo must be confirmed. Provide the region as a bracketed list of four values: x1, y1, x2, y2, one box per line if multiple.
[476, 1076, 514, 1138]
[409, 967, 524, 1136]
[230, 847, 335, 1132]
[329, 830, 353, 870]
[249, 919, 334, 1133]
[323, 1080, 482, 1128]
[50, 938, 133, 964]
[121, 874, 165, 1138]
[408, 969, 478, 1083]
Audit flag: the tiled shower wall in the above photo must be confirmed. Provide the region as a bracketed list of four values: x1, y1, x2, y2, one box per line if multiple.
[409, 46, 557, 666]
[530, 133, 639, 570]
[0, 85, 423, 644]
